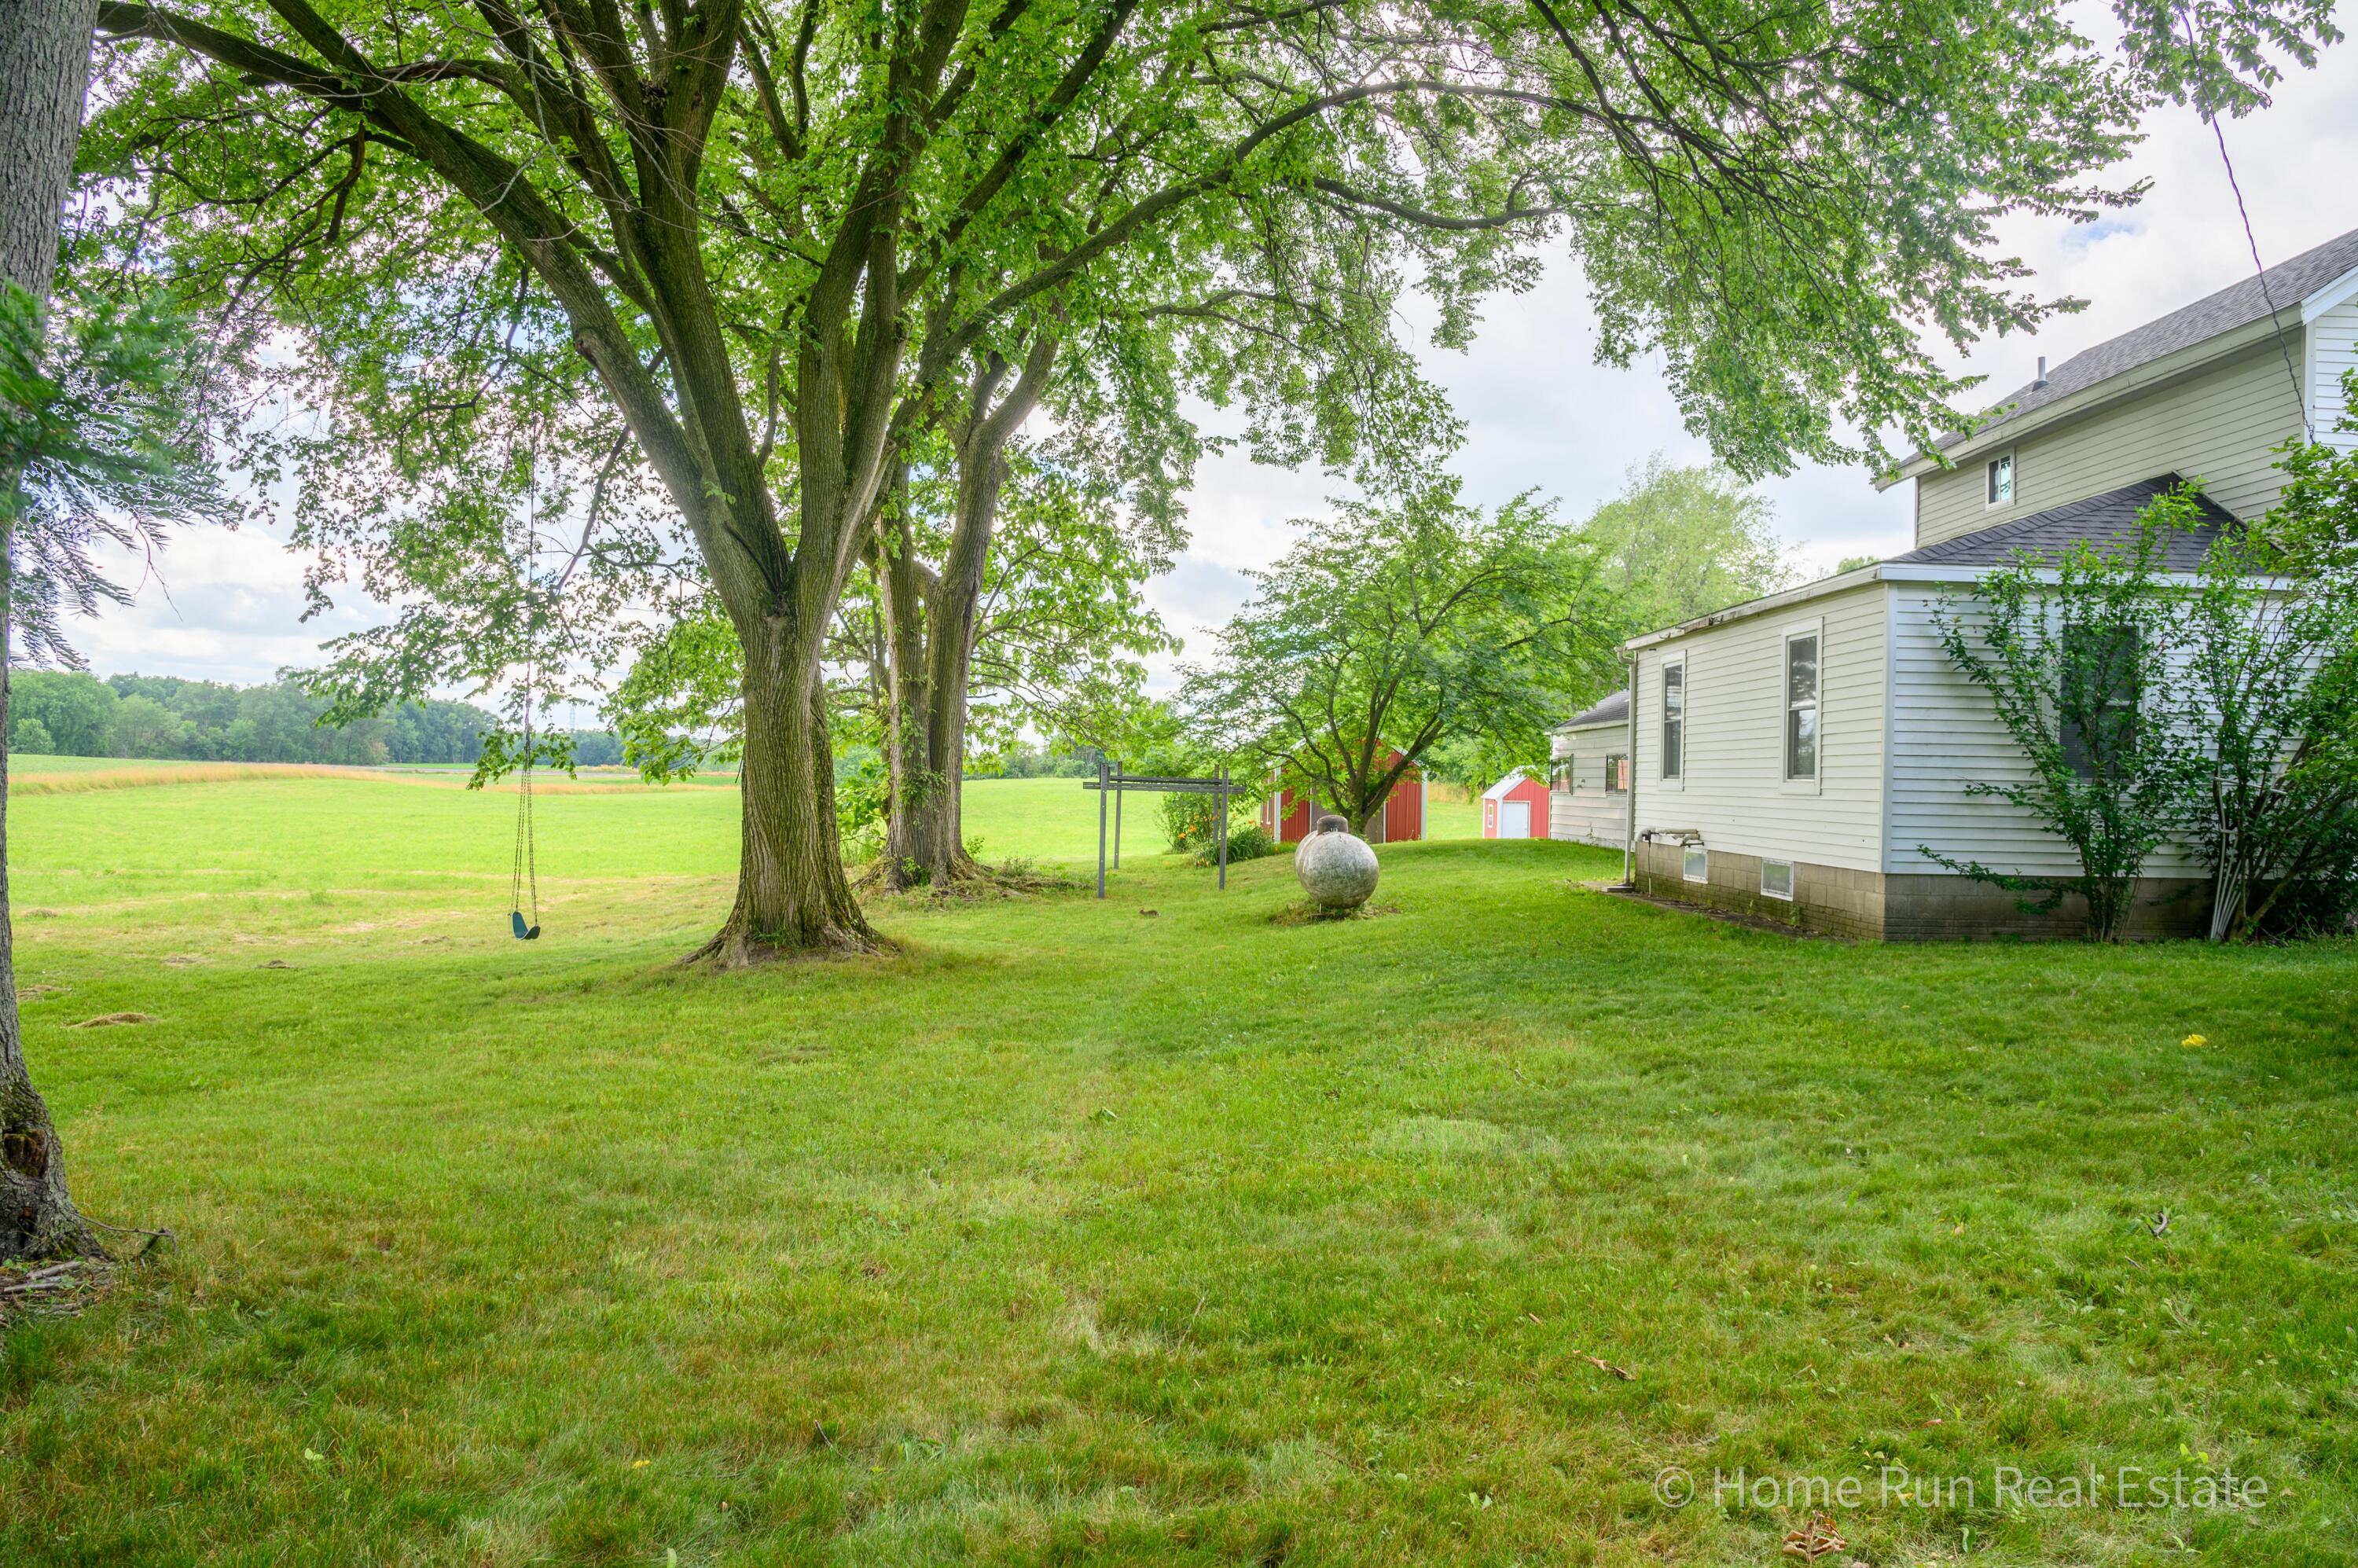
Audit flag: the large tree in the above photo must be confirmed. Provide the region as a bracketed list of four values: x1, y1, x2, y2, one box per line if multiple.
[76, 0, 2338, 958]
[1, 0, 103, 1263]
[1580, 452, 1795, 628]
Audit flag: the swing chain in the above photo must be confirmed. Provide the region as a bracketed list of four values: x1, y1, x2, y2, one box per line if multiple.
[509, 667, 542, 939]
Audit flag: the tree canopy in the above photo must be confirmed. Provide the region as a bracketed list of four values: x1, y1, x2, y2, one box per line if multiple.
[1578, 453, 1794, 631]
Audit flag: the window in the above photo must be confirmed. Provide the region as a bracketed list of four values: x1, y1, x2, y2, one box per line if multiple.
[2061, 626, 2139, 777]
[1986, 451, 2015, 508]
[1661, 661, 1684, 779]
[1784, 632, 1820, 781]
[1761, 860, 1794, 901]
[1683, 846, 1708, 883]
[1549, 759, 1573, 793]
[1604, 755, 1629, 795]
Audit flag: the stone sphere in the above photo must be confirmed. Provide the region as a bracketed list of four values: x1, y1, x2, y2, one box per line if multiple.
[1295, 815, 1379, 909]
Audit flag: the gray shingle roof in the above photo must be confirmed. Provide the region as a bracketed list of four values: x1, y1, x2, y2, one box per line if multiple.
[1552, 689, 1629, 732]
[1887, 475, 2236, 571]
[1937, 224, 2358, 450]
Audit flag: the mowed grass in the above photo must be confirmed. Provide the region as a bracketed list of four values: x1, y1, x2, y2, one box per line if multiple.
[2, 772, 2354, 1566]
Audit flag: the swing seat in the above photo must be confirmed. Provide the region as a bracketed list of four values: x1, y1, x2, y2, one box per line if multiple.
[509, 910, 541, 941]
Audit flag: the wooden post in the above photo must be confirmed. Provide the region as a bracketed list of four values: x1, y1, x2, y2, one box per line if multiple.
[1096, 755, 1107, 899]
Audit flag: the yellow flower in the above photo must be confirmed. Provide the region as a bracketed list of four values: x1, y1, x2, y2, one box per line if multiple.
[632, 1459, 651, 1470]
[2181, 1034, 2207, 1048]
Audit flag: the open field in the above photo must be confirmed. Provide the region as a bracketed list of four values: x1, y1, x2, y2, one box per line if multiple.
[3, 770, 2354, 1565]
[3, 759, 1486, 846]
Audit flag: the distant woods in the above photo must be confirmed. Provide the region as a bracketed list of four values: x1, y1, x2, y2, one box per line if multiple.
[4, 670, 621, 768]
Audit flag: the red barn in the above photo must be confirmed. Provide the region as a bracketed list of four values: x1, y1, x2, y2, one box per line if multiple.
[1480, 768, 1549, 839]
[1260, 751, 1425, 844]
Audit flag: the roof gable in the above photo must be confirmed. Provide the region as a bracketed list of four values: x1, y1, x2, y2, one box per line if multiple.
[1891, 225, 2358, 477]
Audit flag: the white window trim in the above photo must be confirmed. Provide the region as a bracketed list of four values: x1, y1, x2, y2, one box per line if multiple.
[1658, 653, 1686, 792]
[1985, 449, 2016, 510]
[1761, 859, 1795, 901]
[1780, 617, 1824, 796]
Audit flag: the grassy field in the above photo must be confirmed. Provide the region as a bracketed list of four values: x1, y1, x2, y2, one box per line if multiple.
[2, 770, 2353, 1566]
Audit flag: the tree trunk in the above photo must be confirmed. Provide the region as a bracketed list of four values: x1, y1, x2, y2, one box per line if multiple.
[1, 0, 104, 1262]
[692, 619, 879, 964]
[875, 339, 1056, 891]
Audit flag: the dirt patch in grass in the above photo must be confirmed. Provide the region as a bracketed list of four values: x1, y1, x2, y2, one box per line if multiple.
[1598, 883, 1845, 941]
[1265, 900, 1401, 926]
[68, 1012, 156, 1028]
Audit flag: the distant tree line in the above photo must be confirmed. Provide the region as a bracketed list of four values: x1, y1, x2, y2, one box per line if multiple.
[3, 670, 629, 767]
[966, 744, 1106, 780]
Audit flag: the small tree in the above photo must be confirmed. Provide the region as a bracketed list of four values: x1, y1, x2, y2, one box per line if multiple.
[1181, 486, 1616, 835]
[2168, 450, 2358, 940]
[1923, 512, 2192, 941]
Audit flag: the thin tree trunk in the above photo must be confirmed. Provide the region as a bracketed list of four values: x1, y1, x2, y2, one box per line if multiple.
[1, 0, 104, 1261]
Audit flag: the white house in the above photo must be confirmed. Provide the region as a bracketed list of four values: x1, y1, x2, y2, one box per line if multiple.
[1616, 223, 2358, 938]
[1546, 691, 1628, 847]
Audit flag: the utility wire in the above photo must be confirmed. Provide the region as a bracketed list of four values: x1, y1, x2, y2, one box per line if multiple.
[2183, 9, 2313, 442]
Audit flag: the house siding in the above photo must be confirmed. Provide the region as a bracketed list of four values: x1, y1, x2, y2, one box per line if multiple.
[1629, 582, 1889, 873]
[2310, 296, 2358, 442]
[1915, 339, 2308, 548]
[1884, 586, 2209, 881]
[1548, 722, 1628, 847]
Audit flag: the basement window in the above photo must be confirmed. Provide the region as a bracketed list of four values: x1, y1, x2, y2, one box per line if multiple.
[1761, 860, 1795, 901]
[1986, 451, 2015, 508]
[1683, 846, 1708, 883]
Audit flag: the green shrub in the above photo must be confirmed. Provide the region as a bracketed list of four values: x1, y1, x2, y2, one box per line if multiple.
[1161, 791, 1223, 854]
[1195, 823, 1277, 866]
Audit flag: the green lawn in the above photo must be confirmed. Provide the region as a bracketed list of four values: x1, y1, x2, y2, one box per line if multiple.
[3, 773, 2353, 1566]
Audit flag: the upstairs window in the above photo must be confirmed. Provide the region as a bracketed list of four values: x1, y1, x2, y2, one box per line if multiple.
[2061, 626, 2139, 778]
[1986, 452, 2015, 508]
[1661, 663, 1685, 779]
[1784, 632, 1820, 781]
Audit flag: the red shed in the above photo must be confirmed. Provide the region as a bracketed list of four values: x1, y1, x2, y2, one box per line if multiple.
[1481, 768, 1548, 839]
[1260, 751, 1425, 844]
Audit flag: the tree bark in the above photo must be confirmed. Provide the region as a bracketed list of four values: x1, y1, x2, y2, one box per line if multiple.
[692, 616, 878, 963]
[875, 339, 1055, 890]
[0, 0, 105, 1261]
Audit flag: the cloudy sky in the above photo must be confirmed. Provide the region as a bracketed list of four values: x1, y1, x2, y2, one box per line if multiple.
[64, 33, 2358, 703]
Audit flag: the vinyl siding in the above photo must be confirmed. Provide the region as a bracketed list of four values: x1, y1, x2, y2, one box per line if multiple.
[1548, 722, 1628, 846]
[1886, 588, 2206, 877]
[2310, 296, 2358, 446]
[1629, 582, 1887, 872]
[1915, 339, 2308, 547]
